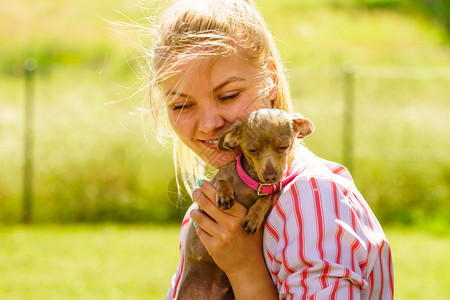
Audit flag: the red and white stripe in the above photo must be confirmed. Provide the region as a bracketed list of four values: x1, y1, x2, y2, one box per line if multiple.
[167, 146, 394, 299]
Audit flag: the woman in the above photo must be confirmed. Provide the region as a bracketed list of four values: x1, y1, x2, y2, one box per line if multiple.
[144, 0, 394, 298]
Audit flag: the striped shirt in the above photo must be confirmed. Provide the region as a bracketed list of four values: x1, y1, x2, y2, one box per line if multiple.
[167, 145, 394, 299]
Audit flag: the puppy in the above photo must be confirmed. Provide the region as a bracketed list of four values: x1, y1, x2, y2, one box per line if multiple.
[175, 108, 313, 300]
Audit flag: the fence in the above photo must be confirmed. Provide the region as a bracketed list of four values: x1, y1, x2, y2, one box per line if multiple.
[340, 64, 450, 167]
[11, 61, 450, 224]
[22, 58, 38, 223]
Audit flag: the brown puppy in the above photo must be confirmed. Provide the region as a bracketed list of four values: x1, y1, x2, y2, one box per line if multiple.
[175, 109, 313, 300]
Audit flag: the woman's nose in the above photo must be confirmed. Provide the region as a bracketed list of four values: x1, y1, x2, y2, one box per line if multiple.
[197, 104, 226, 134]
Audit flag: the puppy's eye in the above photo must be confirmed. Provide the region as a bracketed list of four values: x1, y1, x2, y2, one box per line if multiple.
[248, 149, 257, 153]
[279, 146, 289, 151]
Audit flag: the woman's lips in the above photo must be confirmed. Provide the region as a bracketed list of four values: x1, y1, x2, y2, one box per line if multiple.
[199, 139, 219, 149]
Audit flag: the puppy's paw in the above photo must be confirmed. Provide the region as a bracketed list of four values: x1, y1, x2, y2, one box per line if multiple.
[215, 179, 235, 210]
[216, 190, 235, 210]
[242, 214, 264, 235]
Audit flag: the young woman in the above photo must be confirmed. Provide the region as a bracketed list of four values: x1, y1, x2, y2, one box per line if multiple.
[144, 0, 394, 298]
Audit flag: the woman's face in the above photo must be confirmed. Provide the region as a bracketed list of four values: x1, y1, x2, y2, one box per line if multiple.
[163, 53, 276, 168]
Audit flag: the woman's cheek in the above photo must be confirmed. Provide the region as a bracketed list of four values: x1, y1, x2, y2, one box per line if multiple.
[168, 110, 186, 128]
[234, 96, 268, 119]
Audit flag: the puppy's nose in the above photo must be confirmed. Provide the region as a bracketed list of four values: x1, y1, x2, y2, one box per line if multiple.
[263, 168, 278, 183]
[264, 173, 277, 183]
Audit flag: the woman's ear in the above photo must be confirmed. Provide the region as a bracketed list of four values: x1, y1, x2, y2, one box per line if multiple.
[266, 57, 278, 106]
[218, 121, 242, 150]
[292, 114, 314, 138]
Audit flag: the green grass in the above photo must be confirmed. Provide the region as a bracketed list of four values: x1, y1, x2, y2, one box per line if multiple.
[0, 225, 448, 299]
[0, 225, 180, 299]
[387, 226, 450, 300]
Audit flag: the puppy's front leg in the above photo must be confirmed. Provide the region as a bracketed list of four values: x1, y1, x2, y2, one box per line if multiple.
[243, 195, 272, 235]
[216, 179, 235, 210]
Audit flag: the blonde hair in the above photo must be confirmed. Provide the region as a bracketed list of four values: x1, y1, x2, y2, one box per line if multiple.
[146, 0, 293, 197]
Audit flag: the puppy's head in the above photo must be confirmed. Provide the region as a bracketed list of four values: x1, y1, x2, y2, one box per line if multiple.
[218, 109, 313, 183]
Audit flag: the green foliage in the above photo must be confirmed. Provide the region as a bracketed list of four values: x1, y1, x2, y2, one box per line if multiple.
[355, 0, 450, 38]
[406, 0, 450, 38]
[356, 0, 402, 8]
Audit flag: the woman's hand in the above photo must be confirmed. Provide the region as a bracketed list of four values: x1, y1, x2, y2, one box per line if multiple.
[191, 180, 262, 273]
[190, 180, 279, 300]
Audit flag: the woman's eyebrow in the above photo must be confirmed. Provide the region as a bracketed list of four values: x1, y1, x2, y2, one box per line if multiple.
[165, 90, 188, 97]
[213, 77, 246, 92]
[165, 77, 246, 97]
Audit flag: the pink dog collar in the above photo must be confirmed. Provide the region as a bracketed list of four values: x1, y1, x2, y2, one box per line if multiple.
[236, 153, 300, 196]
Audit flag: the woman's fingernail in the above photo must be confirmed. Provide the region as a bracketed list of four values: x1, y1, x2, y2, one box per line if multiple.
[193, 222, 198, 228]
[197, 179, 203, 186]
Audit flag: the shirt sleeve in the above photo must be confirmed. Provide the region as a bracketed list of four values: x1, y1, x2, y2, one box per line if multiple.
[263, 176, 394, 300]
[166, 203, 197, 300]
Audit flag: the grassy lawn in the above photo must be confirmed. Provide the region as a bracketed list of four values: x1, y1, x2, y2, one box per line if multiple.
[0, 225, 180, 299]
[0, 225, 448, 299]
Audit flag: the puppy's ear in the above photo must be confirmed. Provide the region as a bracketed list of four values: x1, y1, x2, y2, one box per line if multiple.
[218, 121, 242, 151]
[292, 114, 314, 138]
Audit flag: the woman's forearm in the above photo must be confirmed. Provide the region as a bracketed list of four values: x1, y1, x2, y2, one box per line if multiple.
[226, 255, 278, 300]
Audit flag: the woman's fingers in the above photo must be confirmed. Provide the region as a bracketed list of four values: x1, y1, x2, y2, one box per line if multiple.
[192, 224, 214, 250]
[191, 180, 278, 270]
[189, 206, 216, 236]
[191, 187, 222, 223]
[196, 180, 216, 202]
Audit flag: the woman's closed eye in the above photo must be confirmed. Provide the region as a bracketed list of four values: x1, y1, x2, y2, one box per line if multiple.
[217, 90, 241, 101]
[169, 101, 193, 111]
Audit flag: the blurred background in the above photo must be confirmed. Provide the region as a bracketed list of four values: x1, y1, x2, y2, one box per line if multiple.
[1, 0, 449, 298]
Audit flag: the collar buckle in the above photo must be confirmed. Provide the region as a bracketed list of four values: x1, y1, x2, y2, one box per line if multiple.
[257, 183, 279, 196]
